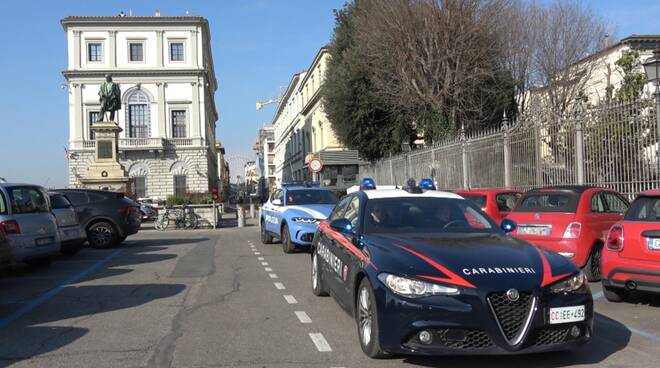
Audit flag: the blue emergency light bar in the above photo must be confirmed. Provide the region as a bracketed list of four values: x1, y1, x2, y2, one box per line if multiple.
[361, 178, 376, 190]
[419, 178, 436, 190]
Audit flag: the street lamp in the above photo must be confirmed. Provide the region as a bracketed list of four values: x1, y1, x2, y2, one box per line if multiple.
[643, 48, 660, 155]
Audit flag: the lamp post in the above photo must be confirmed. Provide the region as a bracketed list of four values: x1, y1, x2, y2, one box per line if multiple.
[643, 49, 660, 154]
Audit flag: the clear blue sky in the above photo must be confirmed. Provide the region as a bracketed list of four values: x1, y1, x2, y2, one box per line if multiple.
[0, 0, 657, 188]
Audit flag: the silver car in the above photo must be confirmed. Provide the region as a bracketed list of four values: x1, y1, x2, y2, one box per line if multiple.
[0, 183, 60, 266]
[49, 192, 86, 255]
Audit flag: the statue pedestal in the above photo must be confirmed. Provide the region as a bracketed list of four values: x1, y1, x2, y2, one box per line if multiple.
[79, 121, 131, 193]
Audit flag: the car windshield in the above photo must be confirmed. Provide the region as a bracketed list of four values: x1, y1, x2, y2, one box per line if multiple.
[625, 196, 660, 221]
[50, 195, 72, 209]
[8, 186, 49, 214]
[364, 197, 497, 234]
[461, 194, 487, 208]
[286, 189, 339, 205]
[513, 192, 579, 213]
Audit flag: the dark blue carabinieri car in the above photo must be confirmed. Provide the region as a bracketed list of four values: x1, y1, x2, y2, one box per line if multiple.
[311, 179, 593, 358]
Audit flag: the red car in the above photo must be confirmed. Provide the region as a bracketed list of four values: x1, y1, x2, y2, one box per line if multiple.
[602, 190, 660, 302]
[454, 189, 522, 223]
[506, 186, 629, 281]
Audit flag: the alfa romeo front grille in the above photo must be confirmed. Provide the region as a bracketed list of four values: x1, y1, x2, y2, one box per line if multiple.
[535, 327, 569, 346]
[437, 329, 493, 349]
[487, 291, 536, 346]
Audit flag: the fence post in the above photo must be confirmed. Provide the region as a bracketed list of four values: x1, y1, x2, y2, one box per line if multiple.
[655, 87, 660, 176]
[534, 122, 542, 186]
[389, 153, 394, 185]
[574, 100, 585, 185]
[461, 124, 469, 188]
[502, 111, 512, 188]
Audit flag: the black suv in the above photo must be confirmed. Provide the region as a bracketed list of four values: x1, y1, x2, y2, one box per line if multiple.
[54, 189, 141, 248]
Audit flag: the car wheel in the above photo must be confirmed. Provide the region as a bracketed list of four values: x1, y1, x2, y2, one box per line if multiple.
[311, 252, 329, 296]
[585, 244, 602, 282]
[282, 224, 295, 253]
[356, 278, 386, 358]
[603, 286, 628, 302]
[26, 257, 52, 267]
[261, 220, 274, 244]
[87, 222, 117, 249]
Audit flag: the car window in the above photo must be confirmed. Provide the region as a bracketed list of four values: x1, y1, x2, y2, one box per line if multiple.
[591, 193, 606, 213]
[8, 186, 49, 214]
[50, 195, 72, 209]
[624, 196, 660, 221]
[514, 192, 579, 213]
[64, 192, 89, 205]
[603, 192, 629, 214]
[270, 190, 281, 204]
[286, 189, 339, 206]
[461, 194, 487, 208]
[496, 192, 521, 212]
[329, 195, 352, 221]
[364, 197, 496, 234]
[276, 190, 284, 204]
[344, 196, 361, 228]
[0, 191, 6, 215]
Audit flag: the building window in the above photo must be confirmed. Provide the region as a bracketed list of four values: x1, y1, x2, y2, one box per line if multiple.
[126, 90, 151, 138]
[129, 42, 144, 62]
[134, 177, 146, 198]
[170, 42, 184, 61]
[172, 110, 187, 138]
[89, 111, 99, 140]
[174, 175, 187, 196]
[88, 42, 103, 62]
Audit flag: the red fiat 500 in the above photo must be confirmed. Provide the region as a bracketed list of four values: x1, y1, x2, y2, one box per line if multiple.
[506, 186, 629, 281]
[454, 189, 522, 223]
[602, 190, 660, 302]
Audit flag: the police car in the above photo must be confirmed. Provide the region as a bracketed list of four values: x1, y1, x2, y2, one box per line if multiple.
[260, 182, 339, 253]
[310, 178, 593, 357]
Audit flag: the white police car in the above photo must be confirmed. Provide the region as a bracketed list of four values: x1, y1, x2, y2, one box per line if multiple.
[260, 182, 340, 253]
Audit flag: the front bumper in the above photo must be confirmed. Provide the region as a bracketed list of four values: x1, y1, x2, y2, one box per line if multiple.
[289, 222, 319, 246]
[374, 283, 593, 355]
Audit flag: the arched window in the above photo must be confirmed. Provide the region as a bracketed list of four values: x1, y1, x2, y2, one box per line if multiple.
[126, 90, 151, 138]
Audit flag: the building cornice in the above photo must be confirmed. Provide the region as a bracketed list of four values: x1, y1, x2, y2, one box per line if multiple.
[301, 89, 322, 116]
[62, 69, 208, 79]
[270, 73, 304, 126]
[61, 16, 209, 30]
[298, 46, 329, 92]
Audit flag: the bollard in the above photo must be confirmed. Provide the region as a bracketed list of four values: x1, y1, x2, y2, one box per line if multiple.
[250, 203, 255, 219]
[237, 206, 245, 227]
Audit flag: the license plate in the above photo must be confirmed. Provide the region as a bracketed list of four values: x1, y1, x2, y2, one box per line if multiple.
[549, 305, 585, 324]
[518, 226, 550, 236]
[647, 238, 660, 251]
[35, 237, 53, 247]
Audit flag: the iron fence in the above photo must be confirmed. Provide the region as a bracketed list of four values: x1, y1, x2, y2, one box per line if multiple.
[359, 97, 660, 199]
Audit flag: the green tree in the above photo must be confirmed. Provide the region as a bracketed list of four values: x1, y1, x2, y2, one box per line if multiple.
[615, 50, 647, 100]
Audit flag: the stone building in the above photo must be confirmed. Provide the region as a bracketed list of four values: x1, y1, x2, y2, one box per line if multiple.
[61, 15, 219, 200]
[253, 127, 275, 199]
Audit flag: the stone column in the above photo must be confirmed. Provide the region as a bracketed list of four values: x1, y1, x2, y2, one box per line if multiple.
[191, 30, 199, 68]
[191, 81, 201, 138]
[156, 30, 164, 67]
[157, 82, 167, 137]
[108, 31, 117, 67]
[73, 30, 81, 69]
[73, 83, 83, 141]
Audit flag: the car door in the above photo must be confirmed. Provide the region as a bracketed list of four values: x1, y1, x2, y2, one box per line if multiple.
[64, 191, 91, 226]
[585, 190, 611, 243]
[262, 189, 280, 233]
[601, 191, 629, 239]
[317, 195, 352, 296]
[332, 195, 362, 302]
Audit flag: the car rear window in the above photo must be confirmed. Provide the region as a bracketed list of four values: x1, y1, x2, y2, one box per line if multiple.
[625, 196, 660, 221]
[0, 191, 7, 215]
[8, 186, 49, 214]
[461, 194, 487, 208]
[50, 195, 72, 209]
[496, 192, 521, 211]
[514, 191, 579, 213]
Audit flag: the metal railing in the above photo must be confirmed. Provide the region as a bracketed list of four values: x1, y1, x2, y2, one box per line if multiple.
[360, 97, 660, 199]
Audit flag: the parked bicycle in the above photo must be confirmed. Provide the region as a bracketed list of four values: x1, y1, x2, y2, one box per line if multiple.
[155, 206, 198, 230]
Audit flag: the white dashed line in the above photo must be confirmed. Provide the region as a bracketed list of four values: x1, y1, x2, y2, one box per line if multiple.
[269, 273, 278, 279]
[274, 282, 286, 290]
[309, 333, 332, 352]
[295, 311, 312, 323]
[265, 267, 273, 272]
[283, 295, 298, 304]
[261, 262, 268, 266]
[258, 257, 265, 261]
[254, 252, 261, 255]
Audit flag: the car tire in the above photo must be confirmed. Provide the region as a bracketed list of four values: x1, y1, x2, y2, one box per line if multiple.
[261, 220, 274, 244]
[356, 278, 386, 358]
[311, 252, 329, 296]
[282, 224, 295, 253]
[585, 244, 602, 282]
[87, 222, 117, 249]
[26, 257, 52, 267]
[603, 286, 628, 302]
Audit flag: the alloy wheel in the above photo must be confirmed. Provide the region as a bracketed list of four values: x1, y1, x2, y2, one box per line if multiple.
[312, 253, 319, 290]
[358, 286, 372, 346]
[91, 225, 112, 247]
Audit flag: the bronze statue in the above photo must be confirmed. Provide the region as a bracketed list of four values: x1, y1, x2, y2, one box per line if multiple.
[98, 74, 121, 122]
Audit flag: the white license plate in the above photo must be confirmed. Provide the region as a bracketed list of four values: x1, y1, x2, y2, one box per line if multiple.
[549, 305, 585, 324]
[647, 238, 660, 251]
[35, 237, 53, 246]
[518, 226, 550, 236]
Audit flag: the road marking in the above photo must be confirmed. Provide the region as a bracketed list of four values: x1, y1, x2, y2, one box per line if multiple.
[261, 262, 268, 266]
[274, 282, 286, 290]
[309, 333, 332, 352]
[284, 295, 298, 304]
[0, 248, 124, 329]
[254, 252, 261, 255]
[592, 291, 603, 300]
[265, 267, 273, 272]
[269, 273, 278, 279]
[258, 257, 265, 261]
[628, 327, 660, 342]
[295, 311, 312, 323]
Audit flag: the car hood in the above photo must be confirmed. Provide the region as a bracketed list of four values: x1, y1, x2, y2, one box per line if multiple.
[366, 232, 576, 291]
[286, 204, 334, 219]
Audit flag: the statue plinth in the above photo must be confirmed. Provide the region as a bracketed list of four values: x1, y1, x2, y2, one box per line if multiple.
[79, 121, 131, 193]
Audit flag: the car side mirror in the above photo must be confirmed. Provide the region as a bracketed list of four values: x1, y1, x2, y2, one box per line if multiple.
[330, 218, 354, 235]
[272, 198, 282, 206]
[500, 219, 516, 234]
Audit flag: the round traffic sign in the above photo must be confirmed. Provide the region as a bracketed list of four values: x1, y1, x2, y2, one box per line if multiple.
[308, 158, 324, 173]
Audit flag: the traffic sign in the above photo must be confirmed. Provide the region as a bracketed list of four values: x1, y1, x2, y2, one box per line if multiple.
[308, 158, 324, 173]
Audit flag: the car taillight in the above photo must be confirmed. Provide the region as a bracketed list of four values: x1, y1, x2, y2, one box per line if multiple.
[562, 222, 582, 239]
[606, 224, 624, 251]
[0, 220, 21, 235]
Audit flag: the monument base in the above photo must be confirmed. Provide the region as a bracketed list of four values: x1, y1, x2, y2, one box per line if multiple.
[80, 120, 131, 194]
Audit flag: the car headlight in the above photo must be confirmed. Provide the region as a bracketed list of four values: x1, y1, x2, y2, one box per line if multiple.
[291, 217, 319, 224]
[549, 271, 587, 293]
[377, 273, 460, 297]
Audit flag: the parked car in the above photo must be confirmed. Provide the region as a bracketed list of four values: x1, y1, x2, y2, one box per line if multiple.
[601, 190, 660, 302]
[48, 192, 86, 255]
[0, 183, 60, 266]
[140, 204, 157, 222]
[54, 189, 141, 248]
[454, 189, 522, 223]
[506, 186, 629, 281]
[0, 226, 13, 270]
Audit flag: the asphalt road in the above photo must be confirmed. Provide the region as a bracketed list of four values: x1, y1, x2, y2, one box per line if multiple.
[0, 223, 659, 367]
